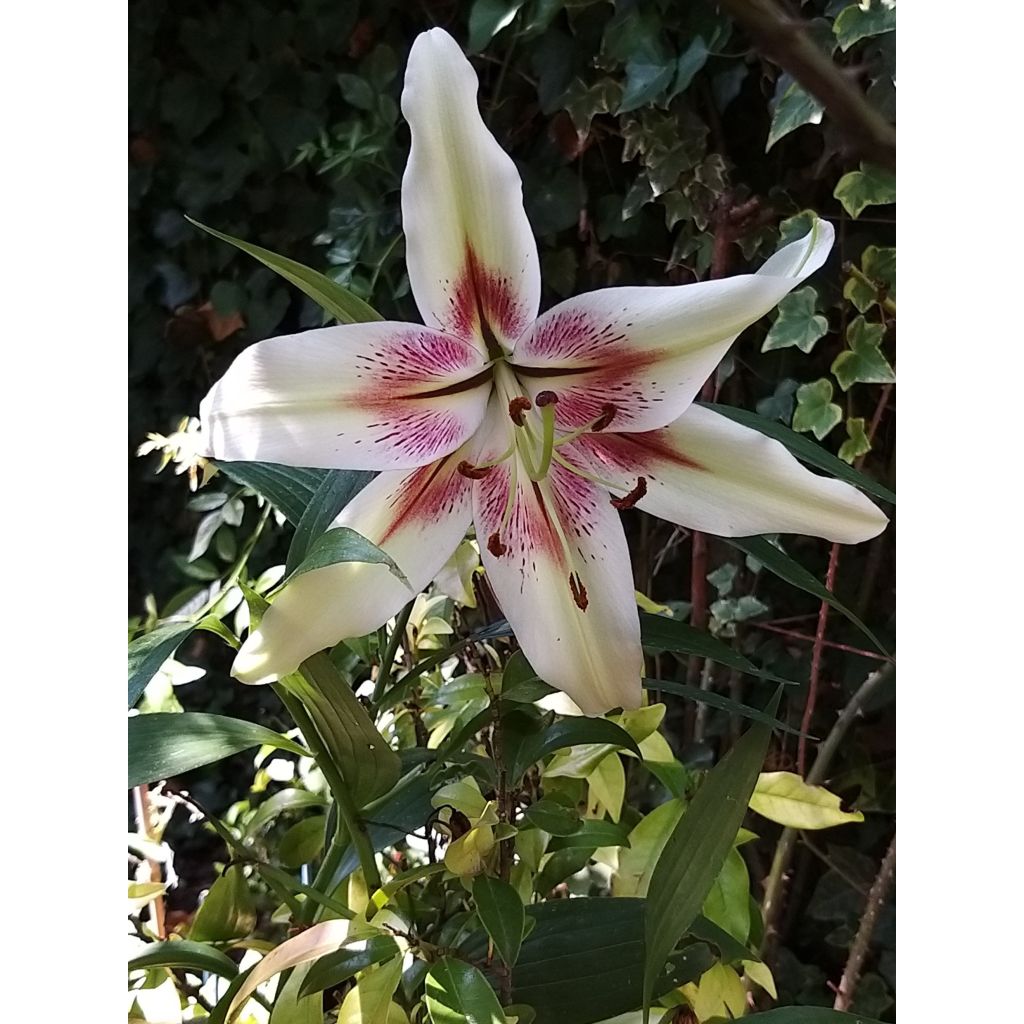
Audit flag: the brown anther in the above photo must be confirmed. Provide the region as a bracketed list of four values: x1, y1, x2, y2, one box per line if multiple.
[591, 403, 617, 432]
[610, 476, 647, 511]
[457, 460, 492, 480]
[568, 571, 589, 611]
[487, 532, 508, 557]
[508, 397, 533, 426]
[535, 390, 559, 407]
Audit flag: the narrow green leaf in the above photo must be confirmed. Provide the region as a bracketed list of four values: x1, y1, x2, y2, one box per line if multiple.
[244, 789, 327, 839]
[639, 613, 799, 686]
[189, 864, 257, 943]
[724, 536, 888, 654]
[701, 403, 895, 504]
[286, 470, 375, 575]
[278, 815, 327, 869]
[521, 797, 583, 837]
[643, 679, 805, 737]
[186, 217, 382, 324]
[128, 621, 195, 708]
[289, 525, 409, 587]
[297, 935, 402, 997]
[547, 819, 631, 851]
[688, 914, 760, 965]
[128, 939, 239, 979]
[425, 957, 505, 1024]
[280, 652, 400, 806]
[216, 461, 328, 525]
[459, 898, 715, 1024]
[643, 691, 780, 1012]
[473, 875, 526, 967]
[510, 717, 642, 781]
[467, 0, 526, 53]
[128, 712, 306, 788]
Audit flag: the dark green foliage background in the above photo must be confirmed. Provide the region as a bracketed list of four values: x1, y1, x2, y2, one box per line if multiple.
[129, 0, 894, 1014]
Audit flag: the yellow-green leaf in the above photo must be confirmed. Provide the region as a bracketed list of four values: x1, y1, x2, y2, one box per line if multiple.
[749, 771, 865, 829]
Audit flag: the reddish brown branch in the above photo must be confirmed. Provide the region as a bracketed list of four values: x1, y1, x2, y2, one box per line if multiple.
[718, 0, 896, 170]
[757, 622, 892, 663]
[798, 543, 839, 774]
[833, 834, 896, 1010]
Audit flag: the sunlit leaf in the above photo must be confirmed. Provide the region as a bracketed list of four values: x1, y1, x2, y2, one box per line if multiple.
[128, 712, 306, 788]
[286, 470, 375, 575]
[189, 865, 257, 943]
[750, 771, 865, 829]
[128, 621, 195, 708]
[186, 217, 382, 324]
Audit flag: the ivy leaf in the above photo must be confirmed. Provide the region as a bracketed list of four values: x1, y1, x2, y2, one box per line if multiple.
[844, 245, 896, 312]
[833, 1, 897, 51]
[755, 379, 799, 423]
[563, 78, 622, 134]
[792, 379, 843, 439]
[762, 287, 830, 353]
[834, 163, 896, 218]
[467, 0, 526, 54]
[619, 60, 675, 113]
[832, 316, 895, 391]
[668, 38, 709, 99]
[767, 76, 823, 150]
[838, 417, 871, 464]
[777, 210, 818, 249]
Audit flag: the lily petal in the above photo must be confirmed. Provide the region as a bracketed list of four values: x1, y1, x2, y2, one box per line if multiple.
[200, 322, 492, 470]
[511, 221, 834, 432]
[569, 403, 888, 543]
[473, 433, 643, 716]
[233, 454, 473, 683]
[401, 28, 540, 353]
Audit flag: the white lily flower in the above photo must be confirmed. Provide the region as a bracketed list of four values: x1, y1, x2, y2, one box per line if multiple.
[199, 29, 887, 715]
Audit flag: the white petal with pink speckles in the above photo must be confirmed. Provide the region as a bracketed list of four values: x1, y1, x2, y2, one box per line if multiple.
[401, 29, 540, 354]
[199, 321, 493, 470]
[471, 411, 643, 715]
[510, 222, 834, 433]
[568, 403, 887, 543]
[233, 454, 474, 684]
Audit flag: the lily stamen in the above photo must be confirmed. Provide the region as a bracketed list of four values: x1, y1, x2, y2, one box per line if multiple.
[508, 396, 532, 426]
[610, 476, 648, 510]
[552, 403, 620, 448]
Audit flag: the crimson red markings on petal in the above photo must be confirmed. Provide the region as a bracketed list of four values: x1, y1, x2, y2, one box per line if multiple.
[370, 408, 469, 463]
[577, 429, 706, 476]
[379, 456, 469, 545]
[352, 329, 483, 396]
[446, 244, 531, 344]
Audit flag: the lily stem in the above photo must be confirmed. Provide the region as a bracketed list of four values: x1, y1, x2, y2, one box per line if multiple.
[276, 687, 382, 905]
[373, 601, 414, 706]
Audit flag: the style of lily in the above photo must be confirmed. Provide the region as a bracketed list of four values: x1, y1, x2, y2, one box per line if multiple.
[200, 29, 887, 716]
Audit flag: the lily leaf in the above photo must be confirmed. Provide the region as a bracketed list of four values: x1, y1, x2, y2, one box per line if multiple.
[749, 771, 865, 829]
[723, 535, 888, 654]
[189, 865, 257, 943]
[288, 525, 410, 588]
[186, 217, 382, 324]
[128, 621, 195, 708]
[128, 712, 306, 788]
[128, 939, 239, 980]
[643, 679, 805, 737]
[286, 470, 376, 575]
[743, 1011, 885, 1024]
[280, 653, 400, 807]
[216, 461, 328, 525]
[643, 691, 780, 1013]
[639, 613, 800, 686]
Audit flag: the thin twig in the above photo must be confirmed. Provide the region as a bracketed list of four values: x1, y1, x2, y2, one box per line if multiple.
[718, 0, 896, 170]
[833, 834, 896, 1010]
[756, 622, 892, 663]
[798, 542, 840, 774]
[760, 662, 894, 957]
